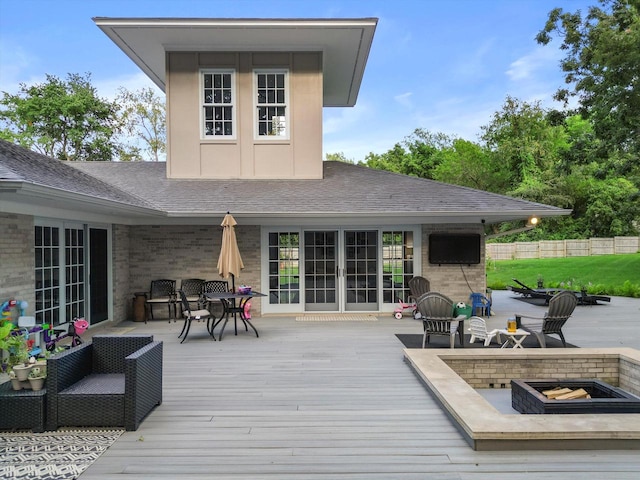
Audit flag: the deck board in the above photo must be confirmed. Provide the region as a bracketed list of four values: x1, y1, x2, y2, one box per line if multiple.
[78, 312, 640, 479]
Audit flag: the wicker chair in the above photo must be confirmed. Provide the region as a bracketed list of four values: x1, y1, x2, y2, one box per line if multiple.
[516, 290, 578, 347]
[177, 290, 216, 343]
[416, 292, 466, 348]
[146, 279, 176, 322]
[45, 335, 163, 431]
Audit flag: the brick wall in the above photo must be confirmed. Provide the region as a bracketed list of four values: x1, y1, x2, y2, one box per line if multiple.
[619, 356, 640, 396]
[421, 224, 486, 302]
[0, 213, 35, 315]
[128, 224, 262, 317]
[444, 356, 620, 389]
[112, 224, 131, 321]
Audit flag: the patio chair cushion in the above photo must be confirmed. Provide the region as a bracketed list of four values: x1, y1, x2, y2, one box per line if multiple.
[57, 373, 126, 427]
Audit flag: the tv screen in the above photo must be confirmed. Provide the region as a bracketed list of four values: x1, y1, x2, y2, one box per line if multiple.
[429, 233, 481, 265]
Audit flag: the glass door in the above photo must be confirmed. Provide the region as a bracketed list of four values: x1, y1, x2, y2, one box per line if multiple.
[344, 230, 378, 311]
[304, 231, 338, 311]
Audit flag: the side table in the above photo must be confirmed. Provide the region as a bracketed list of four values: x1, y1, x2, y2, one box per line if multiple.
[0, 381, 46, 432]
[496, 329, 531, 349]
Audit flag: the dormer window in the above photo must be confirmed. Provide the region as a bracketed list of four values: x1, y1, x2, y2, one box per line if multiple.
[255, 69, 289, 138]
[202, 69, 235, 138]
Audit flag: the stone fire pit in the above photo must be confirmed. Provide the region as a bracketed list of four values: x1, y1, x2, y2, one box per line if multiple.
[403, 348, 640, 450]
[512, 379, 640, 414]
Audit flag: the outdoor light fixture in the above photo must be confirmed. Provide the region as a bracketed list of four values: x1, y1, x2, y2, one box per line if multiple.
[485, 215, 541, 240]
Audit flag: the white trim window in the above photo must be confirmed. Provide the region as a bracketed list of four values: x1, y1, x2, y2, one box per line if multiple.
[255, 69, 288, 138]
[202, 69, 235, 138]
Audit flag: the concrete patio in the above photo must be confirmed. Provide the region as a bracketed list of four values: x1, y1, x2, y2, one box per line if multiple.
[11, 290, 640, 478]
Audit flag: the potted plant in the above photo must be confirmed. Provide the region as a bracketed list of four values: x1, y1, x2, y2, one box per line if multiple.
[28, 366, 46, 391]
[8, 370, 22, 390]
[6, 334, 31, 381]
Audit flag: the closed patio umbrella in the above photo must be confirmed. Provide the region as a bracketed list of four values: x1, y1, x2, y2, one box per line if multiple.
[217, 212, 244, 291]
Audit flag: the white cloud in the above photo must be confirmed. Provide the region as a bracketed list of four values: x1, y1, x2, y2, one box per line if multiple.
[323, 101, 372, 135]
[94, 72, 164, 101]
[0, 40, 43, 94]
[452, 38, 496, 80]
[506, 45, 562, 82]
[394, 92, 413, 108]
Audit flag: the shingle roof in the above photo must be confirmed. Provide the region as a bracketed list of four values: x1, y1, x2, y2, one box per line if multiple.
[0, 139, 154, 210]
[0, 138, 569, 223]
[69, 159, 566, 218]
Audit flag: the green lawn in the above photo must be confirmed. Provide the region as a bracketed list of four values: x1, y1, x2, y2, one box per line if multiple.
[486, 253, 640, 297]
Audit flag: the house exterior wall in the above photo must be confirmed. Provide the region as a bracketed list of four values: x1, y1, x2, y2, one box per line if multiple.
[0, 213, 35, 316]
[126, 223, 486, 317]
[113, 224, 131, 322]
[166, 51, 323, 180]
[0, 214, 129, 326]
[421, 224, 487, 301]
[128, 224, 262, 318]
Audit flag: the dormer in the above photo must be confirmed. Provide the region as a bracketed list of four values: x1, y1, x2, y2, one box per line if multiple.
[94, 18, 378, 179]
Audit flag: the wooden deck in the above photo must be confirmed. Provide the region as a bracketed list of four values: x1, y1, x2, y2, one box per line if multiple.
[76, 303, 640, 480]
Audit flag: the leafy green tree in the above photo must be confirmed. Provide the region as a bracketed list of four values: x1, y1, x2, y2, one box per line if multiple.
[361, 129, 453, 179]
[0, 73, 121, 161]
[116, 86, 166, 162]
[480, 96, 569, 188]
[325, 152, 354, 163]
[536, 0, 640, 156]
[431, 139, 509, 193]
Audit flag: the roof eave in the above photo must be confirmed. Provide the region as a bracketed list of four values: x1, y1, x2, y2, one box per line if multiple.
[92, 17, 378, 107]
[1, 182, 164, 219]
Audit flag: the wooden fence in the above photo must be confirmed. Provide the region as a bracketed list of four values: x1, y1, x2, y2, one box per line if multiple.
[486, 236, 640, 260]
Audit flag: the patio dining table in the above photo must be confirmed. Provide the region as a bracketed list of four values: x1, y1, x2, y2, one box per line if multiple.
[204, 291, 266, 340]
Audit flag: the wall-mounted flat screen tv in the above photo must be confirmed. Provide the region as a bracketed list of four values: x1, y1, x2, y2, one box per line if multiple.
[429, 233, 481, 265]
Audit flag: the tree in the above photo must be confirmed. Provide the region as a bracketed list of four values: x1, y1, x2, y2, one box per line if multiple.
[431, 139, 509, 193]
[116, 87, 166, 162]
[480, 96, 569, 188]
[0, 73, 121, 161]
[536, 0, 640, 156]
[325, 152, 354, 163]
[360, 129, 453, 179]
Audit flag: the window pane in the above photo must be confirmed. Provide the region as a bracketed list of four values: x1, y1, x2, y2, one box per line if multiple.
[202, 71, 234, 136]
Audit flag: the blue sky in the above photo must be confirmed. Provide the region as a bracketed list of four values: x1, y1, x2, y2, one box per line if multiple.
[0, 0, 593, 161]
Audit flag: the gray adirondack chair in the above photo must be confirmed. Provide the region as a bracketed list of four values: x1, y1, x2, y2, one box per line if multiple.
[416, 292, 466, 348]
[516, 290, 578, 347]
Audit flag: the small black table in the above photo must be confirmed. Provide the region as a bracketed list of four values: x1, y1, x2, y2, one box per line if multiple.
[204, 291, 266, 340]
[0, 381, 46, 432]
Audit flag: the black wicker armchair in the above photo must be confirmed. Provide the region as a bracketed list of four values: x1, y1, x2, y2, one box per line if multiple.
[45, 335, 163, 431]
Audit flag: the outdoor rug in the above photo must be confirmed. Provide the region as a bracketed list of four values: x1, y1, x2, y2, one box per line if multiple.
[0, 428, 124, 480]
[395, 333, 576, 349]
[296, 314, 378, 322]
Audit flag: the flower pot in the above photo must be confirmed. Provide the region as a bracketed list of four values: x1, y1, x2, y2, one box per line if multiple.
[13, 364, 32, 381]
[34, 360, 47, 377]
[28, 377, 45, 391]
[10, 378, 23, 390]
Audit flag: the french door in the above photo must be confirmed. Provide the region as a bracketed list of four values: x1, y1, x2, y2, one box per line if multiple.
[344, 230, 378, 311]
[34, 221, 111, 326]
[265, 227, 418, 314]
[303, 229, 378, 312]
